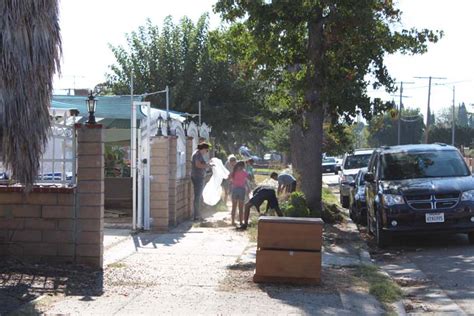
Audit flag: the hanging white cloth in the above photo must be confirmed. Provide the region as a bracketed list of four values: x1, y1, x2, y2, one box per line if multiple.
[203, 157, 230, 206]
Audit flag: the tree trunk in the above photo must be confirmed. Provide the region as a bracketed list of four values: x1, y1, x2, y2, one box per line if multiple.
[291, 108, 324, 213]
[292, 11, 325, 214]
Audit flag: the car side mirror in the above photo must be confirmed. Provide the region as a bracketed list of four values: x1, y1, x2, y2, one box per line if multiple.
[349, 181, 356, 187]
[364, 172, 375, 183]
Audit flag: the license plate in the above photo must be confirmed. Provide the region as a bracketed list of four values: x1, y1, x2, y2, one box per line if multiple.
[426, 212, 444, 223]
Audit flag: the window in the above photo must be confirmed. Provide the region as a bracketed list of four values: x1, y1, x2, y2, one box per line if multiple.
[344, 154, 372, 169]
[380, 150, 470, 180]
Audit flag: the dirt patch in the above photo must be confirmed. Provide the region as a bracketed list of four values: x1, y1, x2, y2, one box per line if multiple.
[198, 220, 232, 228]
[219, 262, 368, 295]
[0, 258, 103, 315]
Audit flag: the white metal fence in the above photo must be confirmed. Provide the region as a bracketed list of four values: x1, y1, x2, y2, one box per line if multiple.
[37, 110, 77, 186]
[0, 109, 78, 186]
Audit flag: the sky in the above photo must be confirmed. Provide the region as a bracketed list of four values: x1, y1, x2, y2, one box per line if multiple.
[55, 0, 474, 119]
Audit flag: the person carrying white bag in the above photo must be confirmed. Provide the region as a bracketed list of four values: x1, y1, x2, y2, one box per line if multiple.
[202, 157, 230, 207]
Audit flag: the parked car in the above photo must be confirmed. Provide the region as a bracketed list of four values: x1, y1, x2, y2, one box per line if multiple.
[364, 144, 474, 247]
[322, 157, 338, 174]
[335, 158, 343, 171]
[263, 152, 282, 164]
[349, 167, 368, 225]
[339, 149, 373, 208]
[239, 145, 262, 163]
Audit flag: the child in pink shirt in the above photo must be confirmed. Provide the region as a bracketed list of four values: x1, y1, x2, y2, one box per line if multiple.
[230, 161, 248, 226]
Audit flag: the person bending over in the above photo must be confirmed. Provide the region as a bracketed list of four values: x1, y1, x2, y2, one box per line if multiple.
[240, 186, 283, 230]
[270, 172, 297, 195]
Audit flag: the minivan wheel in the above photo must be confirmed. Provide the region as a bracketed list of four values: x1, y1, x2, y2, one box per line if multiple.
[468, 232, 474, 245]
[375, 214, 390, 248]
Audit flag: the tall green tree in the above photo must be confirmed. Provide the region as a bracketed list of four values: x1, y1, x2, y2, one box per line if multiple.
[107, 15, 265, 150]
[0, 0, 61, 188]
[458, 102, 469, 127]
[215, 0, 441, 211]
[367, 108, 424, 147]
[429, 126, 474, 147]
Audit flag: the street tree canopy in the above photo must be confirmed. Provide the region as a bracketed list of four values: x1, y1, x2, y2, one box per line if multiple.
[215, 0, 441, 211]
[106, 15, 266, 150]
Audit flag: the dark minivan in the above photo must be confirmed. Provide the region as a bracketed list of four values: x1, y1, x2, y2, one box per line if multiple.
[365, 144, 474, 247]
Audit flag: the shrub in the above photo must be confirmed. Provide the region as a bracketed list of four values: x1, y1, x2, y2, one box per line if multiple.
[281, 191, 311, 217]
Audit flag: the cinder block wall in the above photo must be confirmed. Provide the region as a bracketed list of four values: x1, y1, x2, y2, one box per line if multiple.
[0, 124, 105, 269]
[105, 177, 133, 209]
[0, 189, 76, 261]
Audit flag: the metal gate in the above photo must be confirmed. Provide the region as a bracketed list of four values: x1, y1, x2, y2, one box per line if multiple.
[132, 101, 152, 230]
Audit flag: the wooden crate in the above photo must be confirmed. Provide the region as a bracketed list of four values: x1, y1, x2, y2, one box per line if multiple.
[254, 216, 323, 284]
[257, 216, 323, 251]
[253, 249, 321, 284]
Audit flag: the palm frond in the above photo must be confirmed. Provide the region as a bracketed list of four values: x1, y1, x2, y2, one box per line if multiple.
[0, 0, 62, 189]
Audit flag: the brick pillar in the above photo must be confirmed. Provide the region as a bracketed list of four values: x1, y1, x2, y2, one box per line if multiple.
[149, 136, 169, 231]
[76, 124, 104, 269]
[168, 136, 178, 226]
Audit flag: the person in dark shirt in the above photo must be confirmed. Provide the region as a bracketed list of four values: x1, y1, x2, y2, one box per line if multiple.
[191, 142, 211, 220]
[240, 186, 282, 229]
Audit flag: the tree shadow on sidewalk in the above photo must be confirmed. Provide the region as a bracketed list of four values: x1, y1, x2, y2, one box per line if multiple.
[0, 258, 103, 315]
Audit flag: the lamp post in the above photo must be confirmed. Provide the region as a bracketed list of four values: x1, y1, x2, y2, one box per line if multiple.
[85, 91, 97, 124]
[183, 118, 190, 136]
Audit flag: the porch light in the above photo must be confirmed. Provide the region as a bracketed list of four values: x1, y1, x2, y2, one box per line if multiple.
[183, 118, 190, 136]
[156, 114, 164, 136]
[85, 91, 97, 124]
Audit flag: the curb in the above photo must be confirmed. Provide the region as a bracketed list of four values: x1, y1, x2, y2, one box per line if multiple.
[381, 261, 467, 315]
[359, 247, 407, 316]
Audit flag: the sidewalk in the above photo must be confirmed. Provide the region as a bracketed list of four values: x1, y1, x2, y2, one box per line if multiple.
[44, 207, 385, 315]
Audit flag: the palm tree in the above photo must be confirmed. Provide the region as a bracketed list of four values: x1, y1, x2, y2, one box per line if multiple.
[0, 0, 61, 188]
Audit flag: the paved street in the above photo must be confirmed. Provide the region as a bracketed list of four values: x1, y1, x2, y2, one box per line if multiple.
[323, 173, 474, 315]
[382, 233, 474, 314]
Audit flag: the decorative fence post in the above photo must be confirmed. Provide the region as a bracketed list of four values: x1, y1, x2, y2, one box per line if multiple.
[76, 124, 105, 268]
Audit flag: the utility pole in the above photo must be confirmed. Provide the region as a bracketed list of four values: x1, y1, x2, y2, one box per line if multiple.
[397, 81, 414, 145]
[452, 86, 456, 146]
[414, 76, 447, 143]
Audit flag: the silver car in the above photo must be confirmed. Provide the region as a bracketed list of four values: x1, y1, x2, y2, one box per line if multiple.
[339, 149, 373, 208]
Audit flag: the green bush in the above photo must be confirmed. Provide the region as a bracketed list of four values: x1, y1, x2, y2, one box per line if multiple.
[281, 191, 311, 217]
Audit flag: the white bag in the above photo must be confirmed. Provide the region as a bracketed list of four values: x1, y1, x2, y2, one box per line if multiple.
[203, 158, 230, 206]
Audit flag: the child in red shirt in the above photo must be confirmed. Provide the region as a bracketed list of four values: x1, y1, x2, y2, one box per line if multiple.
[230, 161, 248, 226]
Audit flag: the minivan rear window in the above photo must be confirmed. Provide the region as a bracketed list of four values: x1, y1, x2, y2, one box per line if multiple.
[380, 150, 470, 180]
[344, 154, 371, 169]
